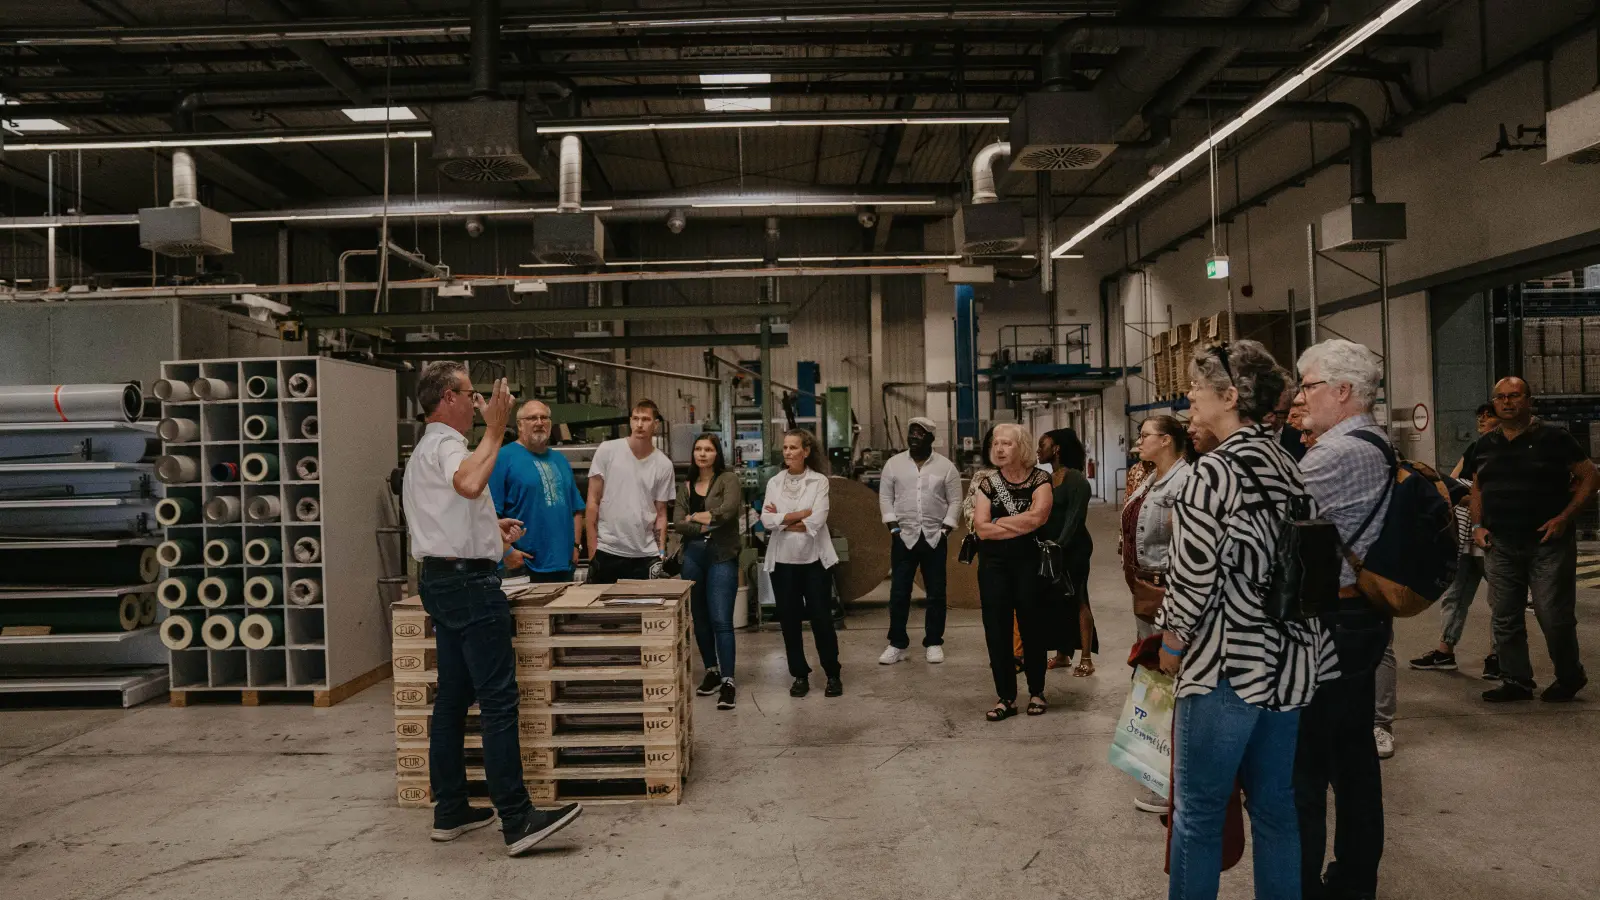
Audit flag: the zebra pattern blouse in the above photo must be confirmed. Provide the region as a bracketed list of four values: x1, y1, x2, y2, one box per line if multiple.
[1158, 424, 1339, 711]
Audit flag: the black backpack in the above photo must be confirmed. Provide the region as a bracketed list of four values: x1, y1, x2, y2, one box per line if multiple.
[1342, 431, 1461, 617]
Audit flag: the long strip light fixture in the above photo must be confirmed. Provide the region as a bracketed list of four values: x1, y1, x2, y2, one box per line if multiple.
[518, 252, 1081, 268]
[1050, 0, 1425, 258]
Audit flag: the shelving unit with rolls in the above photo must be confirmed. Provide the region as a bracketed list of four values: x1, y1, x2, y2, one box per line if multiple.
[155, 356, 396, 706]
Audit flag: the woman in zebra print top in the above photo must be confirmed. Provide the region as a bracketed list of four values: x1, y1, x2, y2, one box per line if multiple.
[1158, 339, 1337, 900]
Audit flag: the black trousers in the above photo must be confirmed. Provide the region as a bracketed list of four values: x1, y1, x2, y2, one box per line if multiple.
[771, 561, 841, 678]
[588, 549, 653, 584]
[887, 536, 949, 648]
[978, 560, 1048, 703]
[1294, 664, 1385, 898]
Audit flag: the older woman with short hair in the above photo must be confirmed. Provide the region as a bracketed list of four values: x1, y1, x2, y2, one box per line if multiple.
[1159, 339, 1337, 900]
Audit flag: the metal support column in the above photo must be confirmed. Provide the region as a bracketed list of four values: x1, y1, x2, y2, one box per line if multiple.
[1378, 247, 1392, 431]
[954, 283, 978, 447]
[1306, 223, 1320, 343]
[1286, 288, 1299, 370]
[760, 276, 775, 460]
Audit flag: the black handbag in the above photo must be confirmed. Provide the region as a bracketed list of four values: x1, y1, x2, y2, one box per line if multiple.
[988, 473, 1068, 587]
[957, 531, 978, 565]
[1219, 450, 1340, 622]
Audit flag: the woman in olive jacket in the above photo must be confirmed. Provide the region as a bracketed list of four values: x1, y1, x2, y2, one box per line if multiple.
[673, 434, 745, 709]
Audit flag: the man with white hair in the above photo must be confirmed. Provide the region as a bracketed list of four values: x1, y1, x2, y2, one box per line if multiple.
[878, 417, 963, 664]
[1293, 339, 1392, 900]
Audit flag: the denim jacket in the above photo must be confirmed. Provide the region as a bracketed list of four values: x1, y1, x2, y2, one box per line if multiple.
[1130, 458, 1191, 571]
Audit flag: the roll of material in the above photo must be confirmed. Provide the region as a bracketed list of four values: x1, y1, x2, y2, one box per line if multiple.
[156, 497, 200, 526]
[293, 496, 320, 522]
[198, 575, 243, 608]
[201, 612, 244, 649]
[246, 494, 281, 523]
[157, 575, 200, 609]
[287, 372, 316, 398]
[211, 461, 240, 483]
[192, 377, 236, 401]
[0, 595, 142, 632]
[153, 378, 195, 402]
[292, 535, 321, 564]
[138, 593, 157, 626]
[0, 545, 160, 586]
[293, 455, 319, 481]
[288, 577, 321, 606]
[157, 539, 201, 568]
[245, 375, 278, 399]
[244, 537, 282, 566]
[203, 495, 242, 524]
[158, 417, 200, 442]
[203, 538, 242, 567]
[239, 612, 285, 649]
[242, 415, 278, 440]
[244, 574, 283, 607]
[300, 415, 319, 439]
[156, 455, 200, 484]
[0, 383, 143, 424]
[160, 610, 206, 649]
[243, 452, 280, 483]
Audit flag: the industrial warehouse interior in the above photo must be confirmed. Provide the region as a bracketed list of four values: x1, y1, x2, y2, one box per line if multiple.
[3, 1, 1600, 898]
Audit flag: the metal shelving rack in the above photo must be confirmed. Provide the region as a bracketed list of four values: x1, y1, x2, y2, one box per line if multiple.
[158, 356, 396, 699]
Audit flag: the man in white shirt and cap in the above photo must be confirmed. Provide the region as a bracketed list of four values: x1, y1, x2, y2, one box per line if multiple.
[877, 416, 963, 664]
[401, 361, 583, 856]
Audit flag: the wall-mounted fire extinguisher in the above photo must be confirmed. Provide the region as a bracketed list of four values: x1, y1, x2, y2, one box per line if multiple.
[1086, 458, 1097, 479]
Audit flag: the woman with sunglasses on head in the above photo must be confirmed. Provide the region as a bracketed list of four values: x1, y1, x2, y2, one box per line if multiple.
[1160, 340, 1336, 900]
[675, 434, 744, 710]
[1037, 428, 1098, 677]
[760, 429, 843, 699]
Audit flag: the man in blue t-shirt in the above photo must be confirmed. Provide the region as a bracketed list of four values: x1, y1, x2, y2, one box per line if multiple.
[489, 399, 586, 582]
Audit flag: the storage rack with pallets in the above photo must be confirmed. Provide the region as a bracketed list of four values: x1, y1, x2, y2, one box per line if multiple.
[156, 356, 395, 706]
[393, 580, 693, 808]
[1143, 312, 1294, 406]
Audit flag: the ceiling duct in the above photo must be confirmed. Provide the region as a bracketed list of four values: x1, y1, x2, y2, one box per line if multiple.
[1546, 88, 1600, 164]
[533, 135, 605, 265]
[430, 0, 541, 182]
[955, 141, 1028, 255]
[138, 149, 233, 257]
[1008, 93, 1120, 171]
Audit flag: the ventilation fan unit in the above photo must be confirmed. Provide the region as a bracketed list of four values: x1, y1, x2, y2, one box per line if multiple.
[1547, 89, 1600, 164]
[1319, 203, 1407, 253]
[431, 100, 542, 182]
[533, 213, 605, 266]
[1007, 93, 1118, 172]
[138, 150, 232, 257]
[955, 202, 1027, 256]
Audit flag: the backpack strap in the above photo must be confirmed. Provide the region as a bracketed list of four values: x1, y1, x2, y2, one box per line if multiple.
[1344, 429, 1398, 550]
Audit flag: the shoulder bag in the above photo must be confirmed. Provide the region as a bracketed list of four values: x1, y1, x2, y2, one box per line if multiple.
[1214, 449, 1340, 622]
[988, 472, 1070, 591]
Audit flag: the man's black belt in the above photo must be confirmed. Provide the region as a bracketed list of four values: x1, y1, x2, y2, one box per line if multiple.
[421, 557, 497, 574]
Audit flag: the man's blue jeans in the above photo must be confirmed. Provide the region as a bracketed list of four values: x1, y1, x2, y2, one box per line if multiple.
[681, 538, 738, 678]
[420, 565, 533, 832]
[1437, 553, 1485, 649]
[1485, 529, 1585, 688]
[1171, 678, 1302, 900]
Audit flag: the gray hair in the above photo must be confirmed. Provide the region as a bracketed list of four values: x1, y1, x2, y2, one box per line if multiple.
[1297, 339, 1381, 409]
[1189, 339, 1285, 423]
[417, 360, 467, 415]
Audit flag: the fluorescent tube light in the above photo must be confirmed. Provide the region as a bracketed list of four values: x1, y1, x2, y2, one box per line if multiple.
[2, 118, 70, 133]
[1, 129, 433, 151]
[699, 74, 772, 85]
[341, 106, 417, 122]
[705, 97, 773, 113]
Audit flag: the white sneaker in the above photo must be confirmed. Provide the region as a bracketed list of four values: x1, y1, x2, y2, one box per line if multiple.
[1374, 727, 1395, 759]
[925, 645, 945, 664]
[878, 645, 906, 665]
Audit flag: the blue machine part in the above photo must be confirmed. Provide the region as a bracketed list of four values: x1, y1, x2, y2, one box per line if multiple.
[954, 284, 978, 444]
[795, 361, 819, 417]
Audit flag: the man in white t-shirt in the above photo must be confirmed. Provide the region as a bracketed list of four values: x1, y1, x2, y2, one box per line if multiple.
[584, 399, 677, 583]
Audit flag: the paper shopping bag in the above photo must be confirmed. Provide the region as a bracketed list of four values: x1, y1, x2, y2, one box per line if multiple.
[1107, 665, 1175, 799]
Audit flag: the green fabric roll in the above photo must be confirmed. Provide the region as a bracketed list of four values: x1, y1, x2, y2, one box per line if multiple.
[160, 610, 206, 649]
[156, 497, 200, 526]
[244, 537, 282, 565]
[157, 575, 200, 609]
[244, 574, 283, 607]
[239, 611, 284, 648]
[198, 575, 243, 608]
[203, 538, 242, 566]
[243, 414, 278, 440]
[0, 596, 140, 632]
[242, 452, 280, 483]
[158, 538, 202, 567]
[201, 611, 245, 649]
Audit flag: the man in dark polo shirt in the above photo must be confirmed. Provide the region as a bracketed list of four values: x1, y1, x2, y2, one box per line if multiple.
[1471, 376, 1598, 702]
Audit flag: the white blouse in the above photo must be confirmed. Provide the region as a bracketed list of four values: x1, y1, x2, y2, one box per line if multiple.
[760, 468, 838, 571]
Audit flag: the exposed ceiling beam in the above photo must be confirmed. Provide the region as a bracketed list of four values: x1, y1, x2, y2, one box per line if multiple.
[300, 302, 795, 329]
[234, 0, 371, 105]
[371, 332, 791, 354]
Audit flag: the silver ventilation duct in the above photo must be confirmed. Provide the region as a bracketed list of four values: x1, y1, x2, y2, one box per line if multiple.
[533, 134, 604, 265]
[170, 150, 199, 208]
[430, 0, 540, 183]
[557, 134, 582, 212]
[956, 141, 1027, 256]
[969, 141, 1011, 205]
[138, 150, 233, 257]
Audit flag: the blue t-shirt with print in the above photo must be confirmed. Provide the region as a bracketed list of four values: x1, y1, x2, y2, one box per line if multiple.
[489, 443, 586, 573]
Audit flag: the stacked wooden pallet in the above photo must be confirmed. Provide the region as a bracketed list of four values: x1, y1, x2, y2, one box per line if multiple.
[392, 579, 693, 808]
[1148, 312, 1295, 403]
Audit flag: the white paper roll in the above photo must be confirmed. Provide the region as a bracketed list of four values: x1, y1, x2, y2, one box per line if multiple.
[246, 494, 281, 523]
[191, 377, 236, 401]
[158, 417, 200, 442]
[155, 455, 200, 484]
[292, 535, 321, 563]
[294, 455, 319, 481]
[288, 577, 321, 606]
[287, 372, 316, 398]
[294, 496, 320, 522]
[203, 495, 242, 524]
[201, 612, 243, 649]
[153, 378, 194, 402]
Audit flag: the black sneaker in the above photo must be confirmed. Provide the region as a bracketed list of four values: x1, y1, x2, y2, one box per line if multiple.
[695, 669, 722, 696]
[789, 676, 809, 697]
[717, 679, 736, 710]
[1482, 654, 1502, 681]
[504, 803, 583, 857]
[1541, 675, 1588, 702]
[1409, 650, 1458, 671]
[430, 806, 497, 842]
[1483, 682, 1534, 702]
[824, 676, 843, 697]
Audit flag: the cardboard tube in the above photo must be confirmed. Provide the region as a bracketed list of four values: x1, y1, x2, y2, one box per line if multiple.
[157, 575, 200, 609]
[157, 538, 201, 567]
[201, 611, 244, 649]
[300, 415, 319, 439]
[244, 537, 282, 565]
[160, 611, 205, 649]
[294, 454, 319, 481]
[294, 496, 320, 522]
[288, 577, 321, 606]
[244, 574, 283, 607]
[242, 452, 280, 483]
[287, 372, 316, 398]
[138, 593, 157, 626]
[203, 495, 242, 524]
[198, 575, 243, 608]
[156, 497, 200, 526]
[158, 417, 200, 442]
[245, 375, 277, 399]
[153, 378, 194, 402]
[292, 535, 321, 563]
[246, 495, 281, 523]
[191, 377, 236, 400]
[156, 455, 200, 484]
[203, 538, 241, 566]
[239, 612, 285, 649]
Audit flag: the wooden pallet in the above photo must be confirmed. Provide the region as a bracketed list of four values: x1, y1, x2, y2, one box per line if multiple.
[169, 661, 391, 708]
[393, 634, 687, 677]
[396, 739, 687, 777]
[396, 773, 683, 808]
[396, 703, 687, 744]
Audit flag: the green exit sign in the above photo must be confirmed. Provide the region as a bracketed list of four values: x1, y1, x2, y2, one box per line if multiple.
[1206, 255, 1230, 280]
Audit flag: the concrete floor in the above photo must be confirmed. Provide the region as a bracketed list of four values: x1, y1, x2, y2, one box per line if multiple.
[3, 505, 1597, 900]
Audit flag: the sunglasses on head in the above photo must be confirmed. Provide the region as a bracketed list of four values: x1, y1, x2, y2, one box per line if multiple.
[1213, 342, 1234, 383]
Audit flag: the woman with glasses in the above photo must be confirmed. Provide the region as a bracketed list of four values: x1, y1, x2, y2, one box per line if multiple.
[1160, 340, 1336, 900]
[675, 434, 744, 710]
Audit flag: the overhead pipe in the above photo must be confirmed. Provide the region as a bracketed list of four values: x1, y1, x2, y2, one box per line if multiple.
[557, 135, 582, 212]
[170, 149, 200, 207]
[0, 383, 144, 423]
[970, 141, 1011, 204]
[1180, 100, 1373, 203]
[1047, 0, 1329, 54]
[338, 243, 450, 313]
[469, 0, 500, 99]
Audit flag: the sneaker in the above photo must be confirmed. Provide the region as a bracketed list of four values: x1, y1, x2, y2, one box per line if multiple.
[878, 645, 906, 665]
[824, 676, 843, 697]
[1133, 790, 1168, 813]
[1541, 674, 1588, 702]
[1408, 649, 1457, 671]
[717, 679, 736, 710]
[925, 645, 945, 664]
[1483, 682, 1534, 702]
[695, 669, 722, 696]
[504, 803, 582, 857]
[430, 806, 497, 842]
[789, 676, 810, 697]
[1482, 654, 1502, 681]
[1373, 727, 1395, 759]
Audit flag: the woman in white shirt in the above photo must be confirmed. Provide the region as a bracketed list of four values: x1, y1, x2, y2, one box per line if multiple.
[761, 428, 842, 699]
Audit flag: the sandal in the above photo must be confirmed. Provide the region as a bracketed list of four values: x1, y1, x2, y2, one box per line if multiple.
[1048, 655, 1071, 671]
[1074, 658, 1096, 678]
[1026, 696, 1048, 716]
[985, 701, 1018, 722]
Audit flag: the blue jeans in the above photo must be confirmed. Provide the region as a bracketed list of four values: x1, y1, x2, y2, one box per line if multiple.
[1437, 553, 1485, 649]
[1171, 678, 1302, 900]
[419, 565, 533, 832]
[682, 538, 738, 678]
[1485, 529, 1584, 688]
